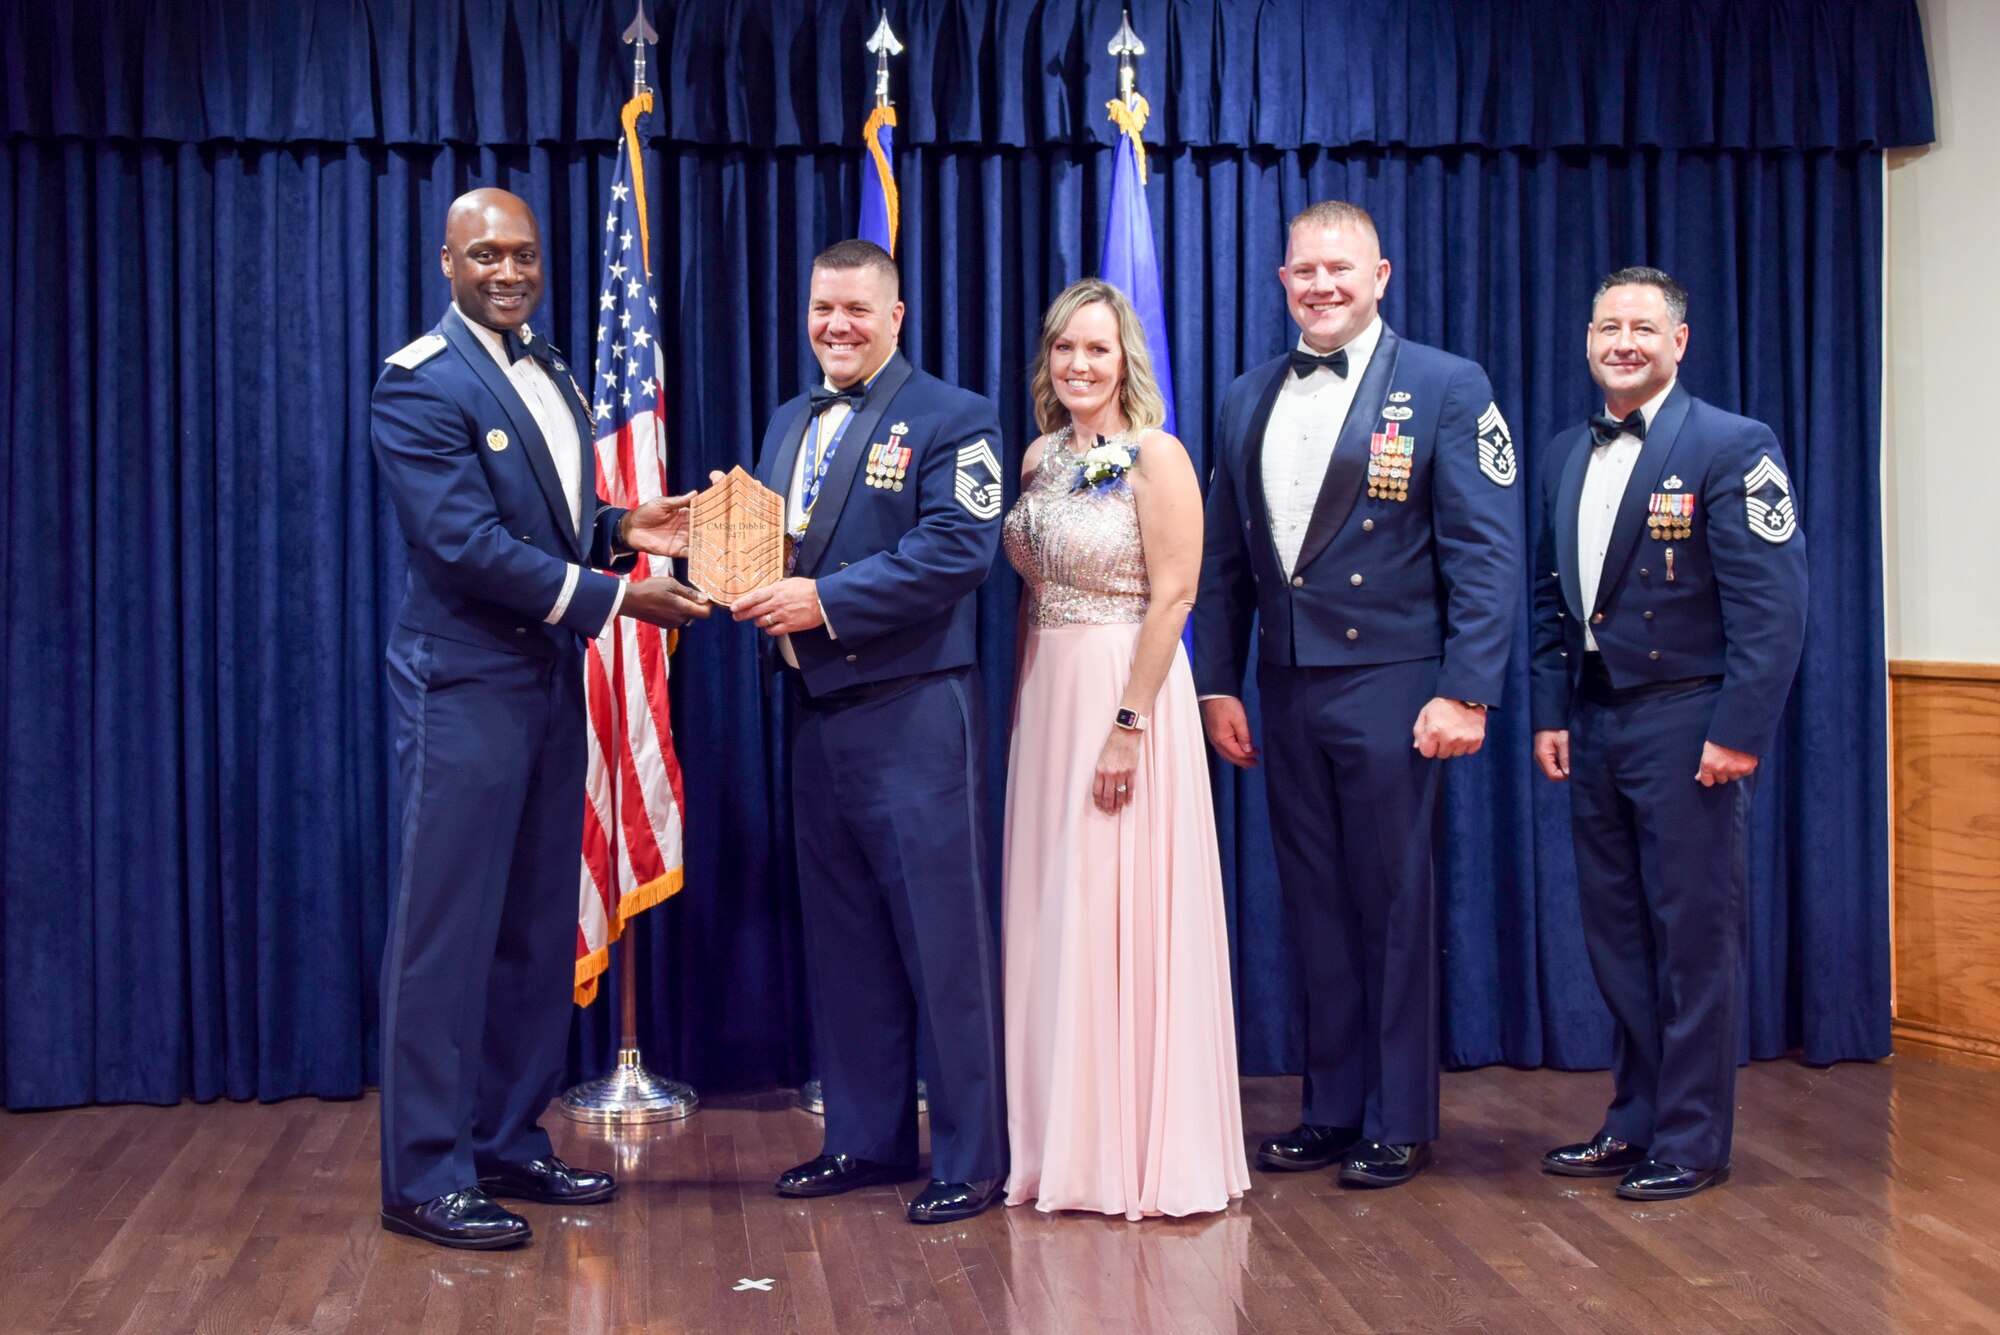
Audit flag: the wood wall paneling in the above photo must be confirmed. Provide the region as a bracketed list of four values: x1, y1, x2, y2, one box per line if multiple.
[1890, 661, 2000, 1071]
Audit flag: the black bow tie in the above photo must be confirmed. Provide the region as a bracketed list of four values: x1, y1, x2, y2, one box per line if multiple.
[1289, 347, 1349, 379]
[499, 326, 541, 365]
[1589, 409, 1646, 446]
[809, 383, 866, 416]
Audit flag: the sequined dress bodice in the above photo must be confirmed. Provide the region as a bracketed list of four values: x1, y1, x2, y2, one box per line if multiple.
[1003, 427, 1149, 627]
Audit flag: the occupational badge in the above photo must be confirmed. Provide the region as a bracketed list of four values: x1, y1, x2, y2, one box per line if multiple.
[486, 429, 509, 452]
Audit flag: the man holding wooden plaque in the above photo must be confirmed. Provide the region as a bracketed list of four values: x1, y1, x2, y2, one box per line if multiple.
[731, 238, 1008, 1225]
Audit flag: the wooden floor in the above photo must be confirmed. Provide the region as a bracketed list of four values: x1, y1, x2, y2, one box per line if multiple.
[4, 1058, 2000, 1334]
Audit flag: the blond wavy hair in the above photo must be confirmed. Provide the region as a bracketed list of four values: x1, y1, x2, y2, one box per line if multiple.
[1029, 278, 1168, 436]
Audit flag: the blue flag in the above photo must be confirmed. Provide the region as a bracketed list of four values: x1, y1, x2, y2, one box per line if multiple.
[859, 106, 899, 255]
[1100, 95, 1178, 445]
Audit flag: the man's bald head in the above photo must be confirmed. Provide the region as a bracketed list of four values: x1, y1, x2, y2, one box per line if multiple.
[440, 188, 543, 332]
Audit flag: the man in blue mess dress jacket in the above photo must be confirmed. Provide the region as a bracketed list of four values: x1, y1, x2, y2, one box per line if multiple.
[1195, 200, 1524, 1188]
[732, 239, 1008, 1225]
[1530, 267, 1807, 1200]
[371, 188, 709, 1249]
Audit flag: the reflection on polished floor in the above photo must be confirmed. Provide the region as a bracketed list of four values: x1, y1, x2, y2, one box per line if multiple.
[3, 1058, 1998, 1333]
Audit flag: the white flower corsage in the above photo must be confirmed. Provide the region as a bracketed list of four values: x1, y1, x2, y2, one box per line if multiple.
[1073, 435, 1137, 493]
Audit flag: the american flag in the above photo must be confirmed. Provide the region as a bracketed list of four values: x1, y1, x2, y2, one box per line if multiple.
[575, 95, 686, 1005]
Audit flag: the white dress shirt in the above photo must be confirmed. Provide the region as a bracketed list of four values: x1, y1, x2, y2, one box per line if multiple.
[1260, 315, 1385, 576]
[458, 306, 623, 633]
[775, 367, 879, 666]
[1578, 380, 1675, 651]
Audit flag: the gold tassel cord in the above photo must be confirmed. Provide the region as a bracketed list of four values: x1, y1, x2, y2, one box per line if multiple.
[862, 103, 900, 256]
[1105, 93, 1151, 185]
[620, 92, 655, 277]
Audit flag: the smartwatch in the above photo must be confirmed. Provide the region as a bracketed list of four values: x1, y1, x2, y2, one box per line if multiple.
[1114, 708, 1149, 732]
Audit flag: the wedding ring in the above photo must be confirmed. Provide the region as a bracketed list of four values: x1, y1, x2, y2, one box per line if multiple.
[1115, 784, 1128, 793]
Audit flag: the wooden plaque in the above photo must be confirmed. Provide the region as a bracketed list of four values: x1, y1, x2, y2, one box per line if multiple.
[687, 466, 787, 606]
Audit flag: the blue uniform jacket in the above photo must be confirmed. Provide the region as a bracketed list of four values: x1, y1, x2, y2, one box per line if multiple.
[1528, 383, 1808, 756]
[372, 306, 634, 661]
[754, 351, 1003, 696]
[1194, 327, 1524, 705]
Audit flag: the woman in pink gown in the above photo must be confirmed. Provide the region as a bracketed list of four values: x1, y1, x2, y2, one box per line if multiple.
[1001, 279, 1250, 1219]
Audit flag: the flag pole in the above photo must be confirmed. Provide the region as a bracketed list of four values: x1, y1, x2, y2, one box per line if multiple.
[560, 0, 696, 1128]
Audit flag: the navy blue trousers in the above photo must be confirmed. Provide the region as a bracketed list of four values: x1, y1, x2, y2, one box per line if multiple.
[379, 628, 583, 1208]
[1568, 679, 1749, 1170]
[788, 668, 1007, 1184]
[1259, 658, 1443, 1145]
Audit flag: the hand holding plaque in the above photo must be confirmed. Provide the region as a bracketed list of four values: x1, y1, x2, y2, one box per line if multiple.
[686, 466, 788, 607]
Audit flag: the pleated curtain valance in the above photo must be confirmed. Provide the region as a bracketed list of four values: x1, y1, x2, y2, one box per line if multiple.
[1, 0, 1935, 151]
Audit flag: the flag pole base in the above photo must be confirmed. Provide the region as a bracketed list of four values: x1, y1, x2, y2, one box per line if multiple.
[561, 1047, 698, 1125]
[795, 1077, 926, 1117]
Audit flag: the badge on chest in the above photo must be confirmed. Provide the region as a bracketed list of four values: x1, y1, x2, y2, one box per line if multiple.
[1648, 481, 1695, 541]
[1368, 421, 1413, 502]
[866, 441, 911, 491]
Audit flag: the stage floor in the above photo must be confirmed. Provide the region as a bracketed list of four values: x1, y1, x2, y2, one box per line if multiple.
[3, 1058, 1998, 1334]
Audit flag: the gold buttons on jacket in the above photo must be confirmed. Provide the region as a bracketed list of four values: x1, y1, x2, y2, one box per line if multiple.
[1592, 612, 1605, 625]
[1350, 573, 1363, 586]
[1346, 628, 1359, 641]
[1291, 576, 1305, 588]
[1362, 519, 1375, 532]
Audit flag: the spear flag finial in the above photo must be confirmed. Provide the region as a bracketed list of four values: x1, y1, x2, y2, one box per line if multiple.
[1108, 8, 1145, 104]
[623, 2, 659, 97]
[866, 9, 904, 108]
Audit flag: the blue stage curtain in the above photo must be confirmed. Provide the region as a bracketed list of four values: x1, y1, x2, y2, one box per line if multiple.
[0, 0, 1927, 1107]
[4, 0, 1932, 151]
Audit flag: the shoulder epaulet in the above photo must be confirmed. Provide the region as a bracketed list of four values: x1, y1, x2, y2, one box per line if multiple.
[384, 333, 447, 370]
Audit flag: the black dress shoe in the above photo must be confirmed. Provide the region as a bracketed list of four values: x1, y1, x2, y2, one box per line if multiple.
[380, 1188, 531, 1250]
[1337, 1141, 1432, 1188]
[775, 1154, 916, 1198]
[1616, 1159, 1729, 1200]
[1541, 1134, 1648, 1178]
[906, 1177, 1003, 1225]
[1256, 1123, 1361, 1172]
[478, 1155, 616, 1205]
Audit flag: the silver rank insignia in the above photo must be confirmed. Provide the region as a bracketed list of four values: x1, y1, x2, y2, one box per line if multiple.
[384, 332, 447, 369]
[1389, 390, 1412, 403]
[1743, 454, 1797, 543]
[1476, 401, 1517, 487]
[955, 438, 1003, 519]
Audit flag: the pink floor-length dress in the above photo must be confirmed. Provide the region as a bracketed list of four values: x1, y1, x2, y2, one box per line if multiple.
[1000, 427, 1250, 1219]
